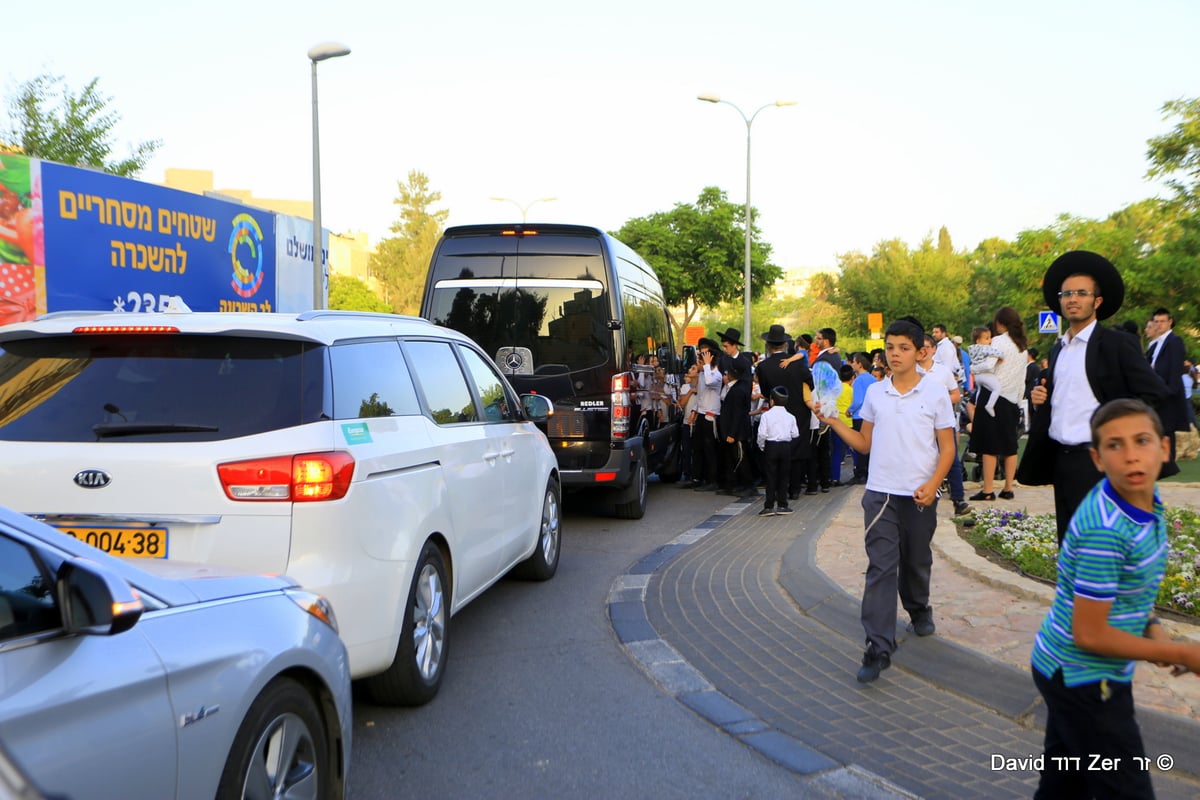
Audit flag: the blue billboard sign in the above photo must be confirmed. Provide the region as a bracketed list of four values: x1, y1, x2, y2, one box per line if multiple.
[41, 162, 277, 313]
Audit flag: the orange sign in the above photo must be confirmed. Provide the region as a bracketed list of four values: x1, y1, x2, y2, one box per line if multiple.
[684, 325, 706, 346]
[867, 313, 883, 333]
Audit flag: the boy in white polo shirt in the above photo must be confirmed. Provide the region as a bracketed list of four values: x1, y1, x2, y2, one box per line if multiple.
[817, 319, 957, 682]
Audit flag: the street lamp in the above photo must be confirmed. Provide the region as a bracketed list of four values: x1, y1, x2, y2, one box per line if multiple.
[490, 196, 557, 222]
[308, 41, 351, 310]
[697, 94, 796, 341]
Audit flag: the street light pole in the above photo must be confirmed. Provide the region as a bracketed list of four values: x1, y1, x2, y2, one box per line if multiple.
[308, 42, 351, 310]
[490, 196, 557, 222]
[697, 94, 796, 341]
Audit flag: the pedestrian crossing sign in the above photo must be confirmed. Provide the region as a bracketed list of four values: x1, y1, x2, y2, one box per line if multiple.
[1038, 311, 1060, 334]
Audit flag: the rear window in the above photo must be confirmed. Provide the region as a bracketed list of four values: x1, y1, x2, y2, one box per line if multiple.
[0, 334, 326, 442]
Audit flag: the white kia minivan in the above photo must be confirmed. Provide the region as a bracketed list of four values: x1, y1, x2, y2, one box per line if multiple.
[0, 309, 561, 706]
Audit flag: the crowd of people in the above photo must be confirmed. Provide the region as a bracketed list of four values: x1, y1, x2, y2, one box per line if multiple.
[659, 250, 1197, 798]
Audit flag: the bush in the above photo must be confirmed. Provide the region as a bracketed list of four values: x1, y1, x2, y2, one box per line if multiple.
[961, 505, 1200, 617]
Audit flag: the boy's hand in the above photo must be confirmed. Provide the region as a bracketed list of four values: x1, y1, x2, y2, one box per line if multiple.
[913, 480, 940, 507]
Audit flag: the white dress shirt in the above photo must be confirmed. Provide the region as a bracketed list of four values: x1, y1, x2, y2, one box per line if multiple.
[1048, 320, 1100, 446]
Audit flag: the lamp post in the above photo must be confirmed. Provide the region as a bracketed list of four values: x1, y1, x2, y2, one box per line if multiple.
[489, 196, 557, 222]
[697, 94, 796, 340]
[308, 41, 351, 310]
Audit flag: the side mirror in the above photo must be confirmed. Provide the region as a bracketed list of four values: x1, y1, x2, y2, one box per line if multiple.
[56, 558, 144, 636]
[681, 345, 697, 371]
[521, 393, 554, 422]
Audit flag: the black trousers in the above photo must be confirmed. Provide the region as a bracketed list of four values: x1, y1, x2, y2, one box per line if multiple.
[721, 439, 754, 490]
[1052, 445, 1103, 545]
[1032, 668, 1154, 799]
[807, 427, 832, 489]
[691, 415, 720, 484]
[761, 440, 792, 508]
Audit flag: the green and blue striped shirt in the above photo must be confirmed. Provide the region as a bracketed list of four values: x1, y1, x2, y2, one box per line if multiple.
[1031, 479, 1167, 687]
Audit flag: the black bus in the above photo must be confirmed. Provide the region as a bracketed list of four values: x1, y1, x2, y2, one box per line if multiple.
[420, 223, 683, 518]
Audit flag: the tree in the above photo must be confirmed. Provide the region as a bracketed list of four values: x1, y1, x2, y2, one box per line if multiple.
[613, 186, 783, 343]
[369, 170, 448, 315]
[1146, 97, 1200, 212]
[3, 73, 160, 176]
[329, 274, 391, 312]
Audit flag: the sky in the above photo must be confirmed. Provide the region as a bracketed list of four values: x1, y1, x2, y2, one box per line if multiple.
[7, 0, 1198, 272]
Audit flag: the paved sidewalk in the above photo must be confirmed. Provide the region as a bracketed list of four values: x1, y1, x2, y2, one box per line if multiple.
[609, 483, 1200, 799]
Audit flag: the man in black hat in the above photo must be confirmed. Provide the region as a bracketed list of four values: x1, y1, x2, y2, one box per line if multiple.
[717, 356, 755, 496]
[716, 327, 753, 377]
[1016, 250, 1173, 543]
[755, 324, 814, 499]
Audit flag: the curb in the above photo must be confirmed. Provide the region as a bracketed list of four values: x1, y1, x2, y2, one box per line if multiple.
[608, 498, 919, 799]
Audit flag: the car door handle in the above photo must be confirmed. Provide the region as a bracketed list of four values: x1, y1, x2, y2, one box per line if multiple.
[498, 448, 515, 459]
[483, 452, 500, 463]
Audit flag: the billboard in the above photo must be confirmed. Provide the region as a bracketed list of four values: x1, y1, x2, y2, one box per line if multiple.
[40, 161, 277, 314]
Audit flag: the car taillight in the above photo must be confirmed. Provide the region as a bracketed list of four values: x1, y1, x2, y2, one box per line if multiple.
[611, 371, 633, 442]
[218, 452, 355, 502]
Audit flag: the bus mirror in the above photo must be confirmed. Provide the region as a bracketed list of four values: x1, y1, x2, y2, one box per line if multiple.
[681, 345, 697, 371]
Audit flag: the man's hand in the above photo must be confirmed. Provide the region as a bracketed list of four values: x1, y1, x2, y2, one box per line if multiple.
[1030, 380, 1048, 407]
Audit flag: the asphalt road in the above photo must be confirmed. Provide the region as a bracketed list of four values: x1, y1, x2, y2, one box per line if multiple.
[346, 479, 830, 799]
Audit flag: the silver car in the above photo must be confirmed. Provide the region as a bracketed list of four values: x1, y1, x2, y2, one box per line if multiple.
[0, 506, 352, 800]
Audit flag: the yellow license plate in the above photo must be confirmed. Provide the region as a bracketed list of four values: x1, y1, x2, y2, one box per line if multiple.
[56, 526, 168, 558]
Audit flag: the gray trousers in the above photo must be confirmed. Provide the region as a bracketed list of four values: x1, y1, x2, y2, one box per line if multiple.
[860, 490, 938, 656]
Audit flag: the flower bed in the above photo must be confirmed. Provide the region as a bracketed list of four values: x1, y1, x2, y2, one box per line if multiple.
[960, 506, 1200, 617]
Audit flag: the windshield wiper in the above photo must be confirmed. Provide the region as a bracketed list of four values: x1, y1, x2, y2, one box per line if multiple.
[92, 422, 219, 438]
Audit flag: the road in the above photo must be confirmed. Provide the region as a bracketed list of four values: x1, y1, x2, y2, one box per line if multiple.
[347, 479, 826, 799]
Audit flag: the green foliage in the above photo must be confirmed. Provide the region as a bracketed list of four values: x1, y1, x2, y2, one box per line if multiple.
[1146, 98, 1200, 212]
[613, 186, 783, 343]
[328, 274, 391, 312]
[369, 170, 448, 315]
[961, 506, 1200, 617]
[4, 74, 160, 176]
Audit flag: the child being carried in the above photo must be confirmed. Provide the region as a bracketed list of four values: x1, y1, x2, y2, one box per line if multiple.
[968, 325, 1004, 417]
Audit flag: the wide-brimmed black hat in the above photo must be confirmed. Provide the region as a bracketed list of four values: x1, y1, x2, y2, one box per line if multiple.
[759, 324, 793, 344]
[1043, 250, 1124, 320]
[716, 327, 743, 346]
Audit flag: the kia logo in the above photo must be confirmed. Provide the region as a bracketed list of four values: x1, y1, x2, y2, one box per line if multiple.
[73, 469, 112, 489]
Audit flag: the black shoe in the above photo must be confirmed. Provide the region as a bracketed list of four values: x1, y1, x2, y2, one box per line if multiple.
[910, 609, 936, 637]
[968, 491, 996, 501]
[999, 490, 1015, 500]
[757, 507, 776, 516]
[788, 491, 801, 500]
[739, 487, 761, 498]
[830, 479, 843, 487]
[856, 648, 891, 683]
[819, 486, 831, 493]
[805, 489, 819, 496]
[953, 500, 971, 516]
[775, 506, 794, 515]
[693, 483, 718, 492]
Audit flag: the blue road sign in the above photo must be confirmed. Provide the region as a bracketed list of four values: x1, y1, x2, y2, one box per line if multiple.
[1038, 310, 1060, 334]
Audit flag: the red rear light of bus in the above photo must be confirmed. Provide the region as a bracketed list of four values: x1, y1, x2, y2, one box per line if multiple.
[611, 372, 633, 441]
[218, 452, 355, 502]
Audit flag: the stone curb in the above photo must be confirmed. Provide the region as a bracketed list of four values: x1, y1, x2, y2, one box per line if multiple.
[607, 499, 917, 799]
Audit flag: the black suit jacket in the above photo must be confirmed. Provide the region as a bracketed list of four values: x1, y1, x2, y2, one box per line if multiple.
[718, 379, 752, 442]
[755, 353, 814, 457]
[1150, 331, 1189, 433]
[1016, 323, 1175, 485]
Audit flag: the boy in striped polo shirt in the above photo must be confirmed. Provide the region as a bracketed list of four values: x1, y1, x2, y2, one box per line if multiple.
[1031, 398, 1200, 799]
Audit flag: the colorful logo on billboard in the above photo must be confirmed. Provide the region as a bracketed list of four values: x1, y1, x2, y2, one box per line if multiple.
[229, 213, 265, 298]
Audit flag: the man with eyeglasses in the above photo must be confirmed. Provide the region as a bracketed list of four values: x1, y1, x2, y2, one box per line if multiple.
[1144, 307, 1190, 464]
[1017, 251, 1174, 543]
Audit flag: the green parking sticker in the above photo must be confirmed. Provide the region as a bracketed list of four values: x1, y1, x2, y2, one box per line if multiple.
[341, 423, 373, 445]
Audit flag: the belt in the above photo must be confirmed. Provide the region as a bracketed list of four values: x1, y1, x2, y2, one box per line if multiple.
[1053, 441, 1091, 454]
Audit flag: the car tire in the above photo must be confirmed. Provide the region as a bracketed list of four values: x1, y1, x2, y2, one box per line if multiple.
[613, 459, 647, 520]
[216, 677, 334, 800]
[512, 479, 561, 581]
[362, 541, 449, 706]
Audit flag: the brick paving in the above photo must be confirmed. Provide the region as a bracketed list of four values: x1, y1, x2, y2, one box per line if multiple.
[610, 484, 1200, 799]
